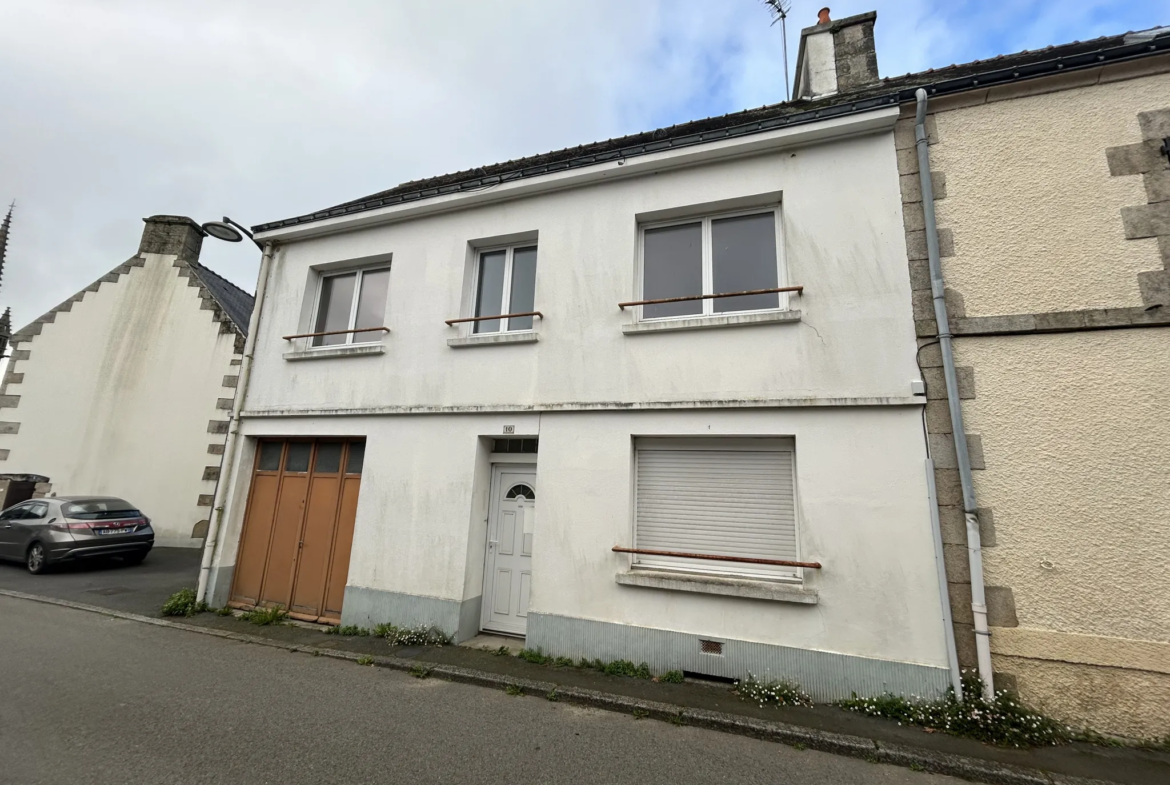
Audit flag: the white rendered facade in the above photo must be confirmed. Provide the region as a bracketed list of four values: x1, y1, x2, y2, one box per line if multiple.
[206, 108, 955, 697]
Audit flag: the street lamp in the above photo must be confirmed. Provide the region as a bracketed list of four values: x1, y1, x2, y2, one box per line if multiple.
[200, 216, 263, 250]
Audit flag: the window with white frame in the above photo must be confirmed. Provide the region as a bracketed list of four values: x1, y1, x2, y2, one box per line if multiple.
[471, 245, 538, 334]
[640, 208, 783, 320]
[311, 266, 391, 347]
[633, 438, 800, 580]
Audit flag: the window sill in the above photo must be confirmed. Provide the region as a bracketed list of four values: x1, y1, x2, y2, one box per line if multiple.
[283, 344, 386, 361]
[622, 309, 801, 335]
[448, 332, 539, 349]
[615, 569, 818, 604]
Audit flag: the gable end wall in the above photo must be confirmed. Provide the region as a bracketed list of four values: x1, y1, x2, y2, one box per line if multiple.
[0, 252, 244, 546]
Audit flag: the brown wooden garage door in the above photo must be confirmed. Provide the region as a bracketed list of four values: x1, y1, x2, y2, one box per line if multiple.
[229, 439, 364, 624]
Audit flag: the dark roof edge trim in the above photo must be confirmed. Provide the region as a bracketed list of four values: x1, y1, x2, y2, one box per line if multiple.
[254, 36, 1170, 235]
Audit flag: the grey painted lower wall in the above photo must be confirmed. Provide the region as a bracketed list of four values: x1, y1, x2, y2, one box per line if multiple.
[526, 612, 952, 702]
[458, 594, 483, 642]
[206, 564, 234, 609]
[342, 585, 482, 643]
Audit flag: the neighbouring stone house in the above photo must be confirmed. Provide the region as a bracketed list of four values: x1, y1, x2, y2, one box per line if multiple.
[895, 29, 1170, 738]
[0, 215, 254, 547]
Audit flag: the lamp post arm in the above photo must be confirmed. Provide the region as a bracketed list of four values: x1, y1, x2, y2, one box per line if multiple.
[222, 216, 264, 250]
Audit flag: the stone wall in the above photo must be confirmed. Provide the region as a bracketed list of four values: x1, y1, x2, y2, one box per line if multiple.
[894, 59, 1170, 738]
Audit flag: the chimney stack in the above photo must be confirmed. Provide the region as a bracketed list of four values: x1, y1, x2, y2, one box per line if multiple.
[138, 215, 205, 265]
[793, 9, 879, 100]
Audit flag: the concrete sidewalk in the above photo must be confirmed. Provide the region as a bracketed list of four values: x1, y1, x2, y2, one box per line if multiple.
[2, 585, 1166, 785]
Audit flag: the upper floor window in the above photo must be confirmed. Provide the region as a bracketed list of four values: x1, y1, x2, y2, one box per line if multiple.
[312, 267, 391, 346]
[472, 245, 537, 334]
[640, 209, 783, 320]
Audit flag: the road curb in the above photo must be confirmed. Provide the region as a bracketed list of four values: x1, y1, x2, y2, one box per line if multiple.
[0, 588, 1113, 785]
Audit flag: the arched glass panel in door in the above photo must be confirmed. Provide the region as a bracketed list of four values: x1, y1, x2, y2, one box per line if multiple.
[505, 483, 535, 500]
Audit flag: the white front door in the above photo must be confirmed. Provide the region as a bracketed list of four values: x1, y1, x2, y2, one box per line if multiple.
[482, 466, 536, 636]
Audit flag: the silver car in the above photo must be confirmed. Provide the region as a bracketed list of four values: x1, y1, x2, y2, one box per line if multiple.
[0, 496, 154, 574]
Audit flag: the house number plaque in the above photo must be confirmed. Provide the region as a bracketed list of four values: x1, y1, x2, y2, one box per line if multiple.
[502, 425, 515, 434]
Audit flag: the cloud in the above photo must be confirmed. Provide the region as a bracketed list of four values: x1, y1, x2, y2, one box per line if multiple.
[1, 0, 1165, 329]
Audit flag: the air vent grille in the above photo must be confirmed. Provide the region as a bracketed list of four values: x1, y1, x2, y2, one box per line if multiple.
[699, 639, 724, 656]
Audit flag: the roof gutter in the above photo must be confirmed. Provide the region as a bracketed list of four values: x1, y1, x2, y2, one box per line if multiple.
[915, 88, 993, 701]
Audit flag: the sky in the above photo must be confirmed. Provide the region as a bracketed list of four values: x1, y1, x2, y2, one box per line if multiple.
[2, 0, 1168, 330]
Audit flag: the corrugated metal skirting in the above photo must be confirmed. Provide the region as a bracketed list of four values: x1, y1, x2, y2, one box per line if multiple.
[527, 612, 951, 702]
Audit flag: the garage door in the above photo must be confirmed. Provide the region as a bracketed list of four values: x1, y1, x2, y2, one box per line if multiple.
[229, 439, 364, 624]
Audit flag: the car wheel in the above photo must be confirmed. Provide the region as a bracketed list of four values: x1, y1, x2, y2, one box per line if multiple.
[26, 542, 49, 574]
[121, 552, 147, 567]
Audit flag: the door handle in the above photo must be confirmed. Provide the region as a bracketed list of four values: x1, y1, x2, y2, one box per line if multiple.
[488, 539, 498, 549]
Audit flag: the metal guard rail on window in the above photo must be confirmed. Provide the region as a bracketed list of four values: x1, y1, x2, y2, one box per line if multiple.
[612, 545, 821, 570]
[444, 311, 544, 326]
[282, 327, 391, 340]
[617, 285, 804, 310]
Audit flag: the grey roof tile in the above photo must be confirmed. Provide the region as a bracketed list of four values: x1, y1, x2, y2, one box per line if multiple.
[189, 262, 255, 337]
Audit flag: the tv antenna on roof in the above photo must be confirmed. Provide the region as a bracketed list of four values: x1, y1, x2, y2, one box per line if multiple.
[763, 0, 793, 101]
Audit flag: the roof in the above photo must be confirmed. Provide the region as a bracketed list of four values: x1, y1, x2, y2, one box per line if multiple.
[253, 26, 1170, 234]
[189, 262, 255, 337]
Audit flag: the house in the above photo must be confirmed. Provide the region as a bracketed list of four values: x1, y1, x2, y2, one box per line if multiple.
[0, 215, 255, 547]
[202, 11, 964, 702]
[896, 27, 1170, 737]
[200, 9, 1170, 726]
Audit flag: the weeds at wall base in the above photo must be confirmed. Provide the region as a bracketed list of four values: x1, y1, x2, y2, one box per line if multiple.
[377, 623, 451, 646]
[243, 605, 288, 626]
[1134, 735, 1170, 753]
[160, 589, 207, 618]
[734, 675, 814, 708]
[578, 657, 652, 680]
[321, 622, 450, 646]
[835, 673, 1070, 748]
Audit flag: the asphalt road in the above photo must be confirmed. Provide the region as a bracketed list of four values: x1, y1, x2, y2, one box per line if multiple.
[0, 546, 200, 616]
[0, 596, 964, 785]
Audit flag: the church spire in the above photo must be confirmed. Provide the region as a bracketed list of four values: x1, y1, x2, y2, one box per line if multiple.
[0, 201, 12, 293]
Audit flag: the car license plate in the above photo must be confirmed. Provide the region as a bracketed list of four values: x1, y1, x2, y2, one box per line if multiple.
[96, 527, 133, 536]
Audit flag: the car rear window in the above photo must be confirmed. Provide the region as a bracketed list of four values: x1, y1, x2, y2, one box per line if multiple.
[62, 499, 141, 520]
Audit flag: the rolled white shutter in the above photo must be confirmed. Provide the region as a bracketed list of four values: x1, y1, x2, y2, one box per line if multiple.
[635, 446, 797, 578]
